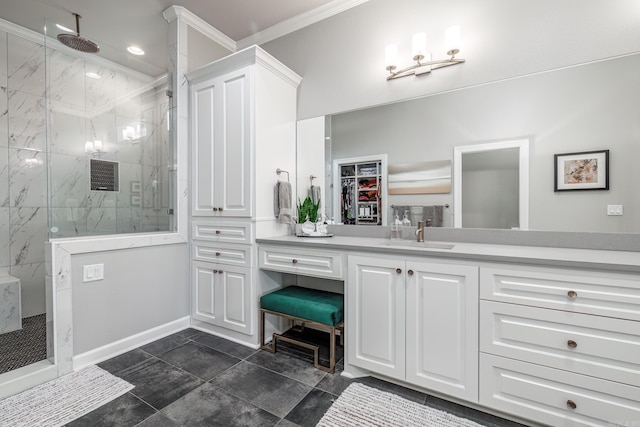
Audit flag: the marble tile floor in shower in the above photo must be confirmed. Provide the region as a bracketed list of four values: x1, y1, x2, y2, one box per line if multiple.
[66, 328, 527, 427]
[0, 314, 47, 374]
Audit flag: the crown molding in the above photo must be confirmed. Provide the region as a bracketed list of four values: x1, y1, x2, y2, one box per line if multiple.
[163, 6, 237, 53]
[186, 45, 301, 88]
[0, 17, 45, 44]
[236, 0, 370, 49]
[255, 47, 302, 88]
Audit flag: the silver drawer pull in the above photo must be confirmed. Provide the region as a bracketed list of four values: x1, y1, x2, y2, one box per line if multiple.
[292, 259, 298, 264]
[215, 230, 221, 235]
[567, 340, 578, 349]
[396, 268, 402, 274]
[566, 400, 577, 410]
[407, 270, 414, 276]
[213, 269, 218, 273]
[215, 252, 221, 257]
[219, 207, 224, 211]
[567, 290, 578, 300]
[218, 270, 223, 274]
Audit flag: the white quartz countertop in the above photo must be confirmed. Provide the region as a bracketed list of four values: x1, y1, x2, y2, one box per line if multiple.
[256, 235, 640, 272]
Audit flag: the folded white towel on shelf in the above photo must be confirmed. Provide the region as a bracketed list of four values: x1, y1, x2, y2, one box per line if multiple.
[274, 181, 293, 223]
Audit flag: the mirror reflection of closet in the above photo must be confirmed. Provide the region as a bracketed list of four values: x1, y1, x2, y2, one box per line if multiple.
[453, 139, 529, 229]
[332, 155, 388, 225]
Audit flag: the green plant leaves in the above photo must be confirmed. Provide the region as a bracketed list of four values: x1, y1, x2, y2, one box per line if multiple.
[297, 196, 321, 223]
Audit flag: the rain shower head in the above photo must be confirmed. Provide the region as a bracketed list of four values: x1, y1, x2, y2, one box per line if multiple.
[57, 13, 100, 53]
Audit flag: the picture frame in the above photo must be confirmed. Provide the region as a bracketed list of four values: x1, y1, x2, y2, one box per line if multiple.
[554, 149, 609, 192]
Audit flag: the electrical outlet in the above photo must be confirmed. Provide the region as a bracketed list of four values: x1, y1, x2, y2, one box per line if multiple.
[83, 264, 104, 282]
[607, 205, 623, 216]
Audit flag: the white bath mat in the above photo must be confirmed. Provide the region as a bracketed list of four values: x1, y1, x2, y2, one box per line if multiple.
[0, 365, 134, 427]
[318, 382, 484, 427]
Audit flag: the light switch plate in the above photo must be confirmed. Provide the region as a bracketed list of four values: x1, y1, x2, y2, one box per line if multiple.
[607, 205, 623, 216]
[83, 264, 104, 282]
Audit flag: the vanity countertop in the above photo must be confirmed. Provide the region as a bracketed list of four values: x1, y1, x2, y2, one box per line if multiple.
[256, 235, 640, 273]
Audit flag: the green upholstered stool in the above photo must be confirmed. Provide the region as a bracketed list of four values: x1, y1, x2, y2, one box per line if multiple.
[259, 286, 344, 373]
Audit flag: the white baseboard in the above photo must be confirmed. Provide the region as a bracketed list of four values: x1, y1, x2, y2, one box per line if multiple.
[73, 317, 190, 370]
[190, 320, 260, 349]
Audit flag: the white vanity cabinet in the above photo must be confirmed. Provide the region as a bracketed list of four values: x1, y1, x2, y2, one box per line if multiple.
[479, 264, 640, 426]
[192, 261, 252, 334]
[187, 46, 301, 342]
[190, 67, 251, 217]
[347, 254, 479, 402]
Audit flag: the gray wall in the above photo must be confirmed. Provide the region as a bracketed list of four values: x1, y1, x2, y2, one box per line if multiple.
[71, 243, 189, 354]
[263, 0, 640, 119]
[462, 149, 519, 229]
[328, 54, 640, 233]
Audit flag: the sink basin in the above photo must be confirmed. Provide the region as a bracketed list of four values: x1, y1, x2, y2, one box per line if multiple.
[382, 240, 455, 250]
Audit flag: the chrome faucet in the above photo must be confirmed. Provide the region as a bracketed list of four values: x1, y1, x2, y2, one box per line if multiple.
[415, 220, 425, 242]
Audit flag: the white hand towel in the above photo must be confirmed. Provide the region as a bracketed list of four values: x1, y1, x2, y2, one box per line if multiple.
[274, 181, 293, 224]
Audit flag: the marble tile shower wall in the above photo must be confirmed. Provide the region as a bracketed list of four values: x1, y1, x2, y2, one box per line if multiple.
[0, 29, 170, 318]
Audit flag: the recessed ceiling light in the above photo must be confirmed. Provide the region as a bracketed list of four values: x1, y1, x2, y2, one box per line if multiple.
[127, 46, 145, 56]
[86, 72, 101, 79]
[56, 23, 74, 33]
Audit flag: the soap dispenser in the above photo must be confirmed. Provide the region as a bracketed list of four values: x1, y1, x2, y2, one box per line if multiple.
[390, 210, 403, 240]
[401, 209, 411, 227]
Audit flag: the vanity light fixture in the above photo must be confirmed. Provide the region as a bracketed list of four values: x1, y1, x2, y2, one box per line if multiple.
[127, 46, 145, 56]
[385, 26, 465, 81]
[85, 140, 104, 155]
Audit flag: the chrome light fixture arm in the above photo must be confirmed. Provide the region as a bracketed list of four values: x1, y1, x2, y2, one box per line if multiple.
[386, 55, 465, 81]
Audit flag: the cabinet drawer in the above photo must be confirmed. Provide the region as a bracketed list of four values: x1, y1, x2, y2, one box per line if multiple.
[192, 242, 252, 267]
[258, 246, 344, 279]
[480, 353, 640, 427]
[192, 219, 253, 244]
[480, 300, 640, 387]
[480, 265, 640, 321]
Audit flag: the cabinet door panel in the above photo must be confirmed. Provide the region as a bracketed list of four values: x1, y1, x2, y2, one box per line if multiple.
[191, 78, 217, 216]
[220, 266, 252, 334]
[406, 262, 478, 402]
[193, 262, 217, 323]
[348, 255, 405, 380]
[218, 69, 251, 217]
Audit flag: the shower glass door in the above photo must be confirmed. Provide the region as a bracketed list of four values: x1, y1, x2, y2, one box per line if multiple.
[44, 20, 174, 238]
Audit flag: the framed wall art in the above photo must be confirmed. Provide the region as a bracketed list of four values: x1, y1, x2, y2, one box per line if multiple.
[554, 149, 609, 192]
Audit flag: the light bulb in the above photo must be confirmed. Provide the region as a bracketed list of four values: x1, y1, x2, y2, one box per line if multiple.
[385, 44, 398, 71]
[93, 140, 103, 151]
[446, 26, 461, 56]
[412, 33, 427, 61]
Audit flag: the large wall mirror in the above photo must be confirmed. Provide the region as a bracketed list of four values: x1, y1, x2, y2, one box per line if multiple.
[297, 52, 640, 234]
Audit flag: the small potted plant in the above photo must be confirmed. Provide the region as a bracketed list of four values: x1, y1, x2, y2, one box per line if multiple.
[296, 196, 320, 235]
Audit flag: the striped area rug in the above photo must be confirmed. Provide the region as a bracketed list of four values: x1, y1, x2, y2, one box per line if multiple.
[318, 383, 483, 427]
[0, 365, 133, 427]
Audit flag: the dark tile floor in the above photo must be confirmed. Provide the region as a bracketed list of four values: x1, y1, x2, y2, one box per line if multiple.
[66, 328, 527, 427]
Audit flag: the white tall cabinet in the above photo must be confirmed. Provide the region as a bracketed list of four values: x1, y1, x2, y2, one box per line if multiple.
[187, 46, 301, 344]
[347, 254, 479, 402]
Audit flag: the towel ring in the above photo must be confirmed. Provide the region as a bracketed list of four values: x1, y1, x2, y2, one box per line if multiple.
[276, 168, 290, 182]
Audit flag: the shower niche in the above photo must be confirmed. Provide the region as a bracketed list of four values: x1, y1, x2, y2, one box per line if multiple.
[90, 159, 119, 192]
